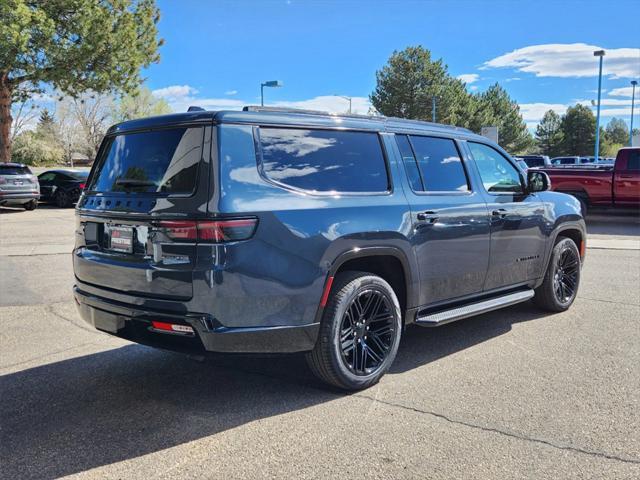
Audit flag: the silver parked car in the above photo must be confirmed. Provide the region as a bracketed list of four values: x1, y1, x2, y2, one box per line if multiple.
[0, 163, 40, 210]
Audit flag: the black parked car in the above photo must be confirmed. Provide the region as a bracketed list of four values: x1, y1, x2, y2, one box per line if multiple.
[38, 170, 89, 207]
[73, 107, 586, 390]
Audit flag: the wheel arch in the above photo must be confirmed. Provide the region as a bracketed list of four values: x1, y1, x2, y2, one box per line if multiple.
[315, 246, 417, 325]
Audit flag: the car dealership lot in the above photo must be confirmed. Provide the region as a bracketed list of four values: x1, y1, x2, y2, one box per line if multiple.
[1, 207, 639, 479]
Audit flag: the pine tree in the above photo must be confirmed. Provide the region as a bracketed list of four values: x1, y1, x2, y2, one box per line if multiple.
[560, 105, 596, 156]
[535, 110, 564, 157]
[369, 46, 473, 126]
[469, 84, 534, 153]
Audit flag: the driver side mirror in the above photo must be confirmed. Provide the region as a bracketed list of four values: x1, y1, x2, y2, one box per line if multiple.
[527, 170, 551, 193]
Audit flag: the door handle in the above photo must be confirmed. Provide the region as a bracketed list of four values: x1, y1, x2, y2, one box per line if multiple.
[417, 211, 439, 223]
[618, 174, 634, 179]
[492, 208, 508, 219]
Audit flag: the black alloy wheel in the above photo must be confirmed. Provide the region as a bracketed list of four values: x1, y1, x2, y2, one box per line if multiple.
[552, 244, 580, 305]
[54, 190, 69, 208]
[307, 271, 402, 390]
[534, 237, 581, 312]
[339, 289, 395, 375]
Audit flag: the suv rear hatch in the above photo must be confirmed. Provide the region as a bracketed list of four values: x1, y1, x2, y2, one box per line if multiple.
[74, 125, 212, 301]
[0, 164, 39, 194]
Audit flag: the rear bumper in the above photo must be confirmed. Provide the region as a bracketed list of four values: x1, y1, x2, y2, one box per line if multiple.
[73, 286, 320, 354]
[0, 193, 39, 205]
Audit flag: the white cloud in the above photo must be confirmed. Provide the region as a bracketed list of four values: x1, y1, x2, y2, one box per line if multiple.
[225, 90, 238, 96]
[149, 86, 372, 115]
[457, 73, 479, 84]
[483, 43, 640, 79]
[271, 95, 371, 114]
[518, 103, 569, 122]
[608, 86, 637, 97]
[152, 85, 199, 99]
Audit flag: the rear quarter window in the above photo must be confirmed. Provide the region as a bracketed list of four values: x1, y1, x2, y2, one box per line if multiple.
[0, 166, 32, 175]
[88, 127, 204, 194]
[258, 127, 389, 193]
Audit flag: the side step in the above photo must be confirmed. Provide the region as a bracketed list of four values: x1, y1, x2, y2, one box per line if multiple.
[415, 289, 535, 327]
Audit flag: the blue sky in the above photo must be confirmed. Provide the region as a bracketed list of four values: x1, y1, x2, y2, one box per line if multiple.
[143, 0, 639, 128]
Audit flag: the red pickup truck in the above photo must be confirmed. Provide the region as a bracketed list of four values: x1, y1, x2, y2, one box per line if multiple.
[540, 147, 640, 214]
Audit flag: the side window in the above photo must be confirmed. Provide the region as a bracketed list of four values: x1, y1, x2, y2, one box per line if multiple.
[408, 135, 469, 192]
[626, 151, 640, 170]
[468, 142, 523, 194]
[38, 173, 56, 182]
[259, 128, 389, 193]
[395, 135, 423, 191]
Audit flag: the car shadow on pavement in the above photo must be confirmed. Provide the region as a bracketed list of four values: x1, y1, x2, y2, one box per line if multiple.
[0, 302, 551, 479]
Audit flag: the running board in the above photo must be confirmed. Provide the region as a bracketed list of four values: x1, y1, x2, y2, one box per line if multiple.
[415, 290, 535, 327]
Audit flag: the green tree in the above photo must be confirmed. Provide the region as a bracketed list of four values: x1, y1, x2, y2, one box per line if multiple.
[604, 117, 629, 145]
[369, 46, 473, 126]
[469, 84, 534, 153]
[560, 104, 595, 156]
[11, 130, 64, 166]
[36, 108, 57, 141]
[112, 87, 172, 123]
[0, 0, 163, 162]
[535, 110, 564, 157]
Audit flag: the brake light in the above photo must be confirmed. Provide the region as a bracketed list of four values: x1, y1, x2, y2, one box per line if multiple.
[158, 218, 258, 243]
[79, 183, 86, 190]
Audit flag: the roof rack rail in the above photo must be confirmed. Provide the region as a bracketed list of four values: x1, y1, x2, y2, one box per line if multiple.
[241, 105, 472, 133]
[242, 105, 387, 121]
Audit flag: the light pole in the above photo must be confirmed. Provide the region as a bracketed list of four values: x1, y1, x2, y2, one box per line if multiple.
[432, 96, 437, 122]
[260, 80, 283, 106]
[334, 95, 352, 114]
[630, 80, 637, 146]
[593, 50, 605, 160]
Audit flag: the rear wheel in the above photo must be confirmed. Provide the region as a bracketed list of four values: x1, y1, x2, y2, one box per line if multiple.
[54, 190, 70, 208]
[306, 271, 402, 390]
[534, 237, 581, 312]
[23, 200, 37, 211]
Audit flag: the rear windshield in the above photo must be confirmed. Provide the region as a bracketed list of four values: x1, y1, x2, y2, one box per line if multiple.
[0, 165, 32, 175]
[524, 158, 544, 167]
[67, 171, 89, 181]
[87, 127, 204, 194]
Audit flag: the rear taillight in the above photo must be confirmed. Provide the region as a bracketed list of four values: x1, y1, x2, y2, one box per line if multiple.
[157, 218, 258, 243]
[79, 183, 86, 190]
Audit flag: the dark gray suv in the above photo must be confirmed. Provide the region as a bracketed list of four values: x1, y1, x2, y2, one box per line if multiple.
[73, 107, 586, 390]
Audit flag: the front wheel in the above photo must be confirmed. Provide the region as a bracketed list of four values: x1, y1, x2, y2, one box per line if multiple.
[54, 190, 70, 208]
[306, 271, 402, 390]
[534, 237, 581, 312]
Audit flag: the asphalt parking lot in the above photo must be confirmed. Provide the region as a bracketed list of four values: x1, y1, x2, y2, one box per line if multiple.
[1, 206, 639, 479]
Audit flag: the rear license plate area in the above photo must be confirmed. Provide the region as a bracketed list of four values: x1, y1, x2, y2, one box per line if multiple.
[106, 225, 134, 253]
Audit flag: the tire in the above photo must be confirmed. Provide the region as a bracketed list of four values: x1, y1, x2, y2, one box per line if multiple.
[23, 200, 38, 211]
[534, 237, 581, 312]
[578, 198, 588, 217]
[54, 190, 70, 208]
[306, 271, 402, 391]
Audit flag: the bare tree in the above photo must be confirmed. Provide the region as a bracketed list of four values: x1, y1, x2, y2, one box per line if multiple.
[56, 93, 112, 161]
[10, 99, 39, 142]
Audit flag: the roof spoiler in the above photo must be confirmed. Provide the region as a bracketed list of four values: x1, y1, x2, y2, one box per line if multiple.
[187, 106, 205, 112]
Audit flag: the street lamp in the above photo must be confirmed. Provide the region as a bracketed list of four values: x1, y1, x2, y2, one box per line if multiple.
[630, 80, 637, 146]
[260, 80, 283, 106]
[334, 95, 352, 114]
[593, 50, 605, 160]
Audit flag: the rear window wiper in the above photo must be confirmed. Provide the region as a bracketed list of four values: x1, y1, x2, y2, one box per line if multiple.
[115, 179, 156, 188]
